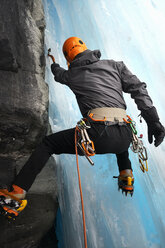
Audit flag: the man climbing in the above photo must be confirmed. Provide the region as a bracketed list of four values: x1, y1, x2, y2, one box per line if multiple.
[0, 37, 165, 213]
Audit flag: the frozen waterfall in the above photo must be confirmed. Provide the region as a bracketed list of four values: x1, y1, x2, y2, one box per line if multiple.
[43, 0, 165, 247]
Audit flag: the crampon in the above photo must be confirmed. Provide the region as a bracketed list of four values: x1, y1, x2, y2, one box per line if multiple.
[113, 175, 134, 197]
[0, 190, 27, 220]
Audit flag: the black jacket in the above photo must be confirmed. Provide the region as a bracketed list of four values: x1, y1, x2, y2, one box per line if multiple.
[51, 49, 153, 116]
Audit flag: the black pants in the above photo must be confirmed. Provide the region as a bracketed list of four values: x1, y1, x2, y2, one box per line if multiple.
[14, 123, 132, 191]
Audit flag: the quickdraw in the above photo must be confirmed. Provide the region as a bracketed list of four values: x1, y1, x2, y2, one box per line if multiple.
[75, 118, 95, 166]
[123, 115, 148, 173]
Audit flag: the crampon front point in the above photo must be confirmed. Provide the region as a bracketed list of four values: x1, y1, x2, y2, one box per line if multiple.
[0, 195, 27, 220]
[113, 175, 134, 197]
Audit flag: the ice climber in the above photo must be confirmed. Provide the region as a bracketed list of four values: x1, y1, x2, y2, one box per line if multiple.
[1, 37, 165, 210]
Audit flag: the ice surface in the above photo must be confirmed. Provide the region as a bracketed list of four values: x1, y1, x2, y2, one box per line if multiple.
[43, 0, 165, 247]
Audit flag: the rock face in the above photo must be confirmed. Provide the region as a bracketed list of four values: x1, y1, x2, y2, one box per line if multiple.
[0, 0, 58, 247]
[0, 0, 48, 155]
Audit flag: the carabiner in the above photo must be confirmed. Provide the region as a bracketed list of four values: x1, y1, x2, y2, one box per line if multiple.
[123, 115, 137, 134]
[138, 149, 148, 172]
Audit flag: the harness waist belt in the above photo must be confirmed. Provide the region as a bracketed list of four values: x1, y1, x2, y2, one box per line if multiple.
[87, 107, 127, 122]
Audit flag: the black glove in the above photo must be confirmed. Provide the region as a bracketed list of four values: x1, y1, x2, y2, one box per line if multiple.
[147, 122, 165, 147]
[141, 107, 165, 147]
[51, 62, 60, 75]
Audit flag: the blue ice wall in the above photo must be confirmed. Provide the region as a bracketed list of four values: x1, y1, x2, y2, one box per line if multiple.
[43, 0, 165, 247]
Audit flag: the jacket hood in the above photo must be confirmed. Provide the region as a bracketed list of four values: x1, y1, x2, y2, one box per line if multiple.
[69, 49, 101, 68]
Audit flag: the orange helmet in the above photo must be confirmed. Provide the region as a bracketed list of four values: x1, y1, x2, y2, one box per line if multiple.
[63, 37, 87, 63]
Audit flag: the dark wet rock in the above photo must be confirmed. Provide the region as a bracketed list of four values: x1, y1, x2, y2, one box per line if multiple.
[0, 0, 58, 247]
[0, 39, 19, 72]
[38, 225, 58, 248]
[0, 0, 48, 157]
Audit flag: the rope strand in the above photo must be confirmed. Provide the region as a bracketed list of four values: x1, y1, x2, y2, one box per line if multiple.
[75, 127, 88, 248]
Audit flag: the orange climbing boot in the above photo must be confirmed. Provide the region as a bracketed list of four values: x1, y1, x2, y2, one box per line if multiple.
[0, 184, 26, 200]
[118, 169, 134, 196]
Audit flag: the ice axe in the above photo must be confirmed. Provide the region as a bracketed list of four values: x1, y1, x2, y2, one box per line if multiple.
[48, 48, 55, 63]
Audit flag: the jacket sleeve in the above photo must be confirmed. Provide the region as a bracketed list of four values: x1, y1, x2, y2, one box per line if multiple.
[51, 63, 69, 85]
[118, 62, 153, 111]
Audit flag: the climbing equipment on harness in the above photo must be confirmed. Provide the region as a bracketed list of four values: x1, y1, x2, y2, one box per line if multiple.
[75, 118, 95, 166]
[0, 189, 27, 220]
[48, 48, 55, 63]
[123, 115, 148, 173]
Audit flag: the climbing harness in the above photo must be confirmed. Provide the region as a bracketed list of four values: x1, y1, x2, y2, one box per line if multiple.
[0, 189, 27, 220]
[123, 115, 148, 173]
[76, 118, 95, 166]
[88, 107, 127, 123]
